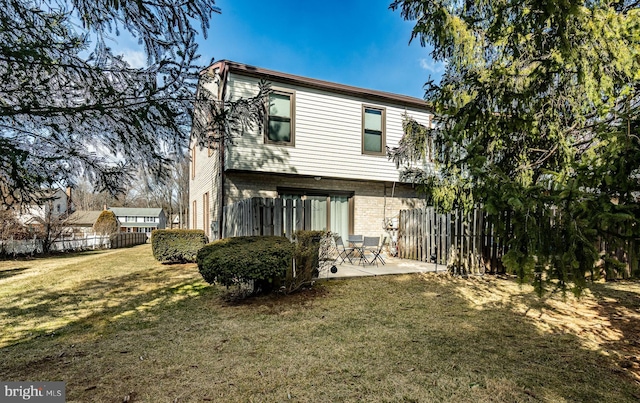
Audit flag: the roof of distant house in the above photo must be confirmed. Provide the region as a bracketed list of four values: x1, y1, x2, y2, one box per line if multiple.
[108, 207, 164, 217]
[68, 210, 104, 226]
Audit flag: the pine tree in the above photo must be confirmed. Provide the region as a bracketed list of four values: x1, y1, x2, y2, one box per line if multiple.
[0, 0, 219, 207]
[390, 0, 640, 294]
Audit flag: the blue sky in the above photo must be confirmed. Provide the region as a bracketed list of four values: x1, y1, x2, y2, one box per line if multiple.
[117, 0, 444, 99]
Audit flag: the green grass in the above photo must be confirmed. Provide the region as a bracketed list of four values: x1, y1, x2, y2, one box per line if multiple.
[0, 245, 639, 402]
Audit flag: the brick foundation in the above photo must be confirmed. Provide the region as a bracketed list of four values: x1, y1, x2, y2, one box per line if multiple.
[224, 171, 425, 238]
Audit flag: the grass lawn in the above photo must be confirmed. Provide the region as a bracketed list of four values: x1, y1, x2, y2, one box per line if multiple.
[1, 245, 639, 402]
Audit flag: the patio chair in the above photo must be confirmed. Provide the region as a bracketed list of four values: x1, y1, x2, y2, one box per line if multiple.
[334, 236, 354, 265]
[360, 236, 381, 266]
[347, 235, 363, 246]
[369, 236, 386, 266]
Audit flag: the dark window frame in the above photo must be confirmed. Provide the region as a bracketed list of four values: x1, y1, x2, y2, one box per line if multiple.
[264, 88, 295, 146]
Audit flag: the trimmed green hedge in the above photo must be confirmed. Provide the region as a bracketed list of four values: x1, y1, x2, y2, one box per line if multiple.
[151, 229, 208, 263]
[197, 236, 294, 293]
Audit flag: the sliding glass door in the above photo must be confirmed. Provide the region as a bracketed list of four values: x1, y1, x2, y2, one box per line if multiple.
[309, 196, 328, 231]
[330, 196, 349, 239]
[279, 191, 351, 239]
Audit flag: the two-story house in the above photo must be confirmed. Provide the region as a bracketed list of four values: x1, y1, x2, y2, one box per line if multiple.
[190, 60, 432, 241]
[19, 187, 73, 227]
[108, 207, 166, 234]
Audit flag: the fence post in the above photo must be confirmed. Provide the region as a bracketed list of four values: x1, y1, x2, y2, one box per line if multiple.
[417, 208, 423, 261]
[252, 197, 262, 235]
[263, 198, 273, 236]
[274, 198, 283, 237]
[285, 198, 294, 240]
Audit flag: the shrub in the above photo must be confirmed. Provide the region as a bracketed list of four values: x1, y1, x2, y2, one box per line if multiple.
[197, 236, 294, 293]
[287, 230, 325, 292]
[93, 210, 119, 235]
[151, 229, 207, 263]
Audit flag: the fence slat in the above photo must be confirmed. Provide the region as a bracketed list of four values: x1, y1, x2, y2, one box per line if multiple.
[264, 198, 273, 236]
[285, 198, 294, 240]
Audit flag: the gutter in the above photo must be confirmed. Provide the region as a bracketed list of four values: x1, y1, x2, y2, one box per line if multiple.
[203, 60, 432, 111]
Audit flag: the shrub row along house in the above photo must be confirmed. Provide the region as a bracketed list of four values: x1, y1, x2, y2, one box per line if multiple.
[189, 60, 433, 241]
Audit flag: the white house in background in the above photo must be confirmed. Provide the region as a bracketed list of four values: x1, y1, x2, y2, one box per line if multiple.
[108, 207, 166, 234]
[189, 60, 433, 240]
[19, 187, 73, 226]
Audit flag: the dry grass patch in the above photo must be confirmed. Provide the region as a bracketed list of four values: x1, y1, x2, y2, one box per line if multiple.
[0, 247, 639, 402]
[434, 274, 640, 383]
[0, 245, 202, 347]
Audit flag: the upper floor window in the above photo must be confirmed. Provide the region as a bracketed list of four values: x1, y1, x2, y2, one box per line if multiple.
[362, 106, 386, 155]
[144, 217, 156, 223]
[265, 90, 295, 145]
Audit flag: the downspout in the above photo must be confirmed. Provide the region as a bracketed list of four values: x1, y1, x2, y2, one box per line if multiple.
[382, 183, 388, 254]
[217, 61, 230, 240]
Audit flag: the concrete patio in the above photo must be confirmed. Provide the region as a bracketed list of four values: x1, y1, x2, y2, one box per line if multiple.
[316, 253, 446, 279]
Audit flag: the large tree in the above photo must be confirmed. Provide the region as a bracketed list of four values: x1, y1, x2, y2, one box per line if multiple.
[390, 0, 640, 293]
[0, 0, 219, 207]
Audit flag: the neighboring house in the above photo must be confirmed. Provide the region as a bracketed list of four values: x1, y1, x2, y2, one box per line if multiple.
[108, 207, 166, 234]
[189, 60, 433, 241]
[171, 214, 182, 228]
[19, 187, 73, 227]
[66, 210, 117, 235]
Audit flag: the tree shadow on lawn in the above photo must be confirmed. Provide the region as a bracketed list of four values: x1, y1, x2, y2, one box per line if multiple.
[436, 274, 640, 387]
[0, 267, 30, 280]
[589, 282, 640, 381]
[0, 249, 108, 263]
[0, 263, 212, 348]
[0, 273, 639, 402]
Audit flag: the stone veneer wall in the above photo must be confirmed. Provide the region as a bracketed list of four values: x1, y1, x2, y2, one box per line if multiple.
[223, 171, 425, 238]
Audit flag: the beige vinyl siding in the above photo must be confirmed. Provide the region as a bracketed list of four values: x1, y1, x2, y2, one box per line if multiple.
[189, 77, 221, 234]
[189, 141, 220, 234]
[225, 73, 432, 183]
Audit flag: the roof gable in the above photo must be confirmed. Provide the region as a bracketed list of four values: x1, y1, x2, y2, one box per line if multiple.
[108, 207, 163, 217]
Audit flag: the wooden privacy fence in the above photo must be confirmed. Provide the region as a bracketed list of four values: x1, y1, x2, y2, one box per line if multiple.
[223, 197, 313, 240]
[109, 232, 148, 249]
[398, 207, 509, 274]
[399, 206, 640, 278]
